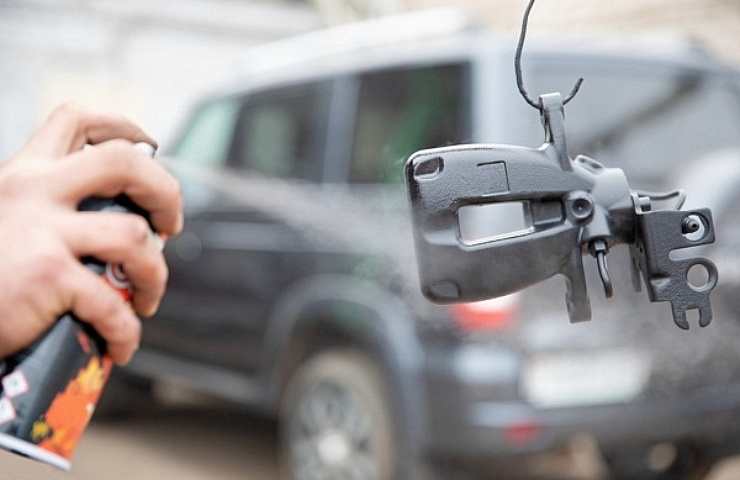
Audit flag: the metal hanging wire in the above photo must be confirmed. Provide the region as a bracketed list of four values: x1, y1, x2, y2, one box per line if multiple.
[515, 0, 584, 109]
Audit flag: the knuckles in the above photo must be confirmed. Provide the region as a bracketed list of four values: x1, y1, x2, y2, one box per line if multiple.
[121, 214, 154, 248]
[47, 102, 85, 126]
[21, 239, 72, 288]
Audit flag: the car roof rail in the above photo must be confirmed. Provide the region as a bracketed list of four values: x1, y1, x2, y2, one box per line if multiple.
[233, 7, 483, 76]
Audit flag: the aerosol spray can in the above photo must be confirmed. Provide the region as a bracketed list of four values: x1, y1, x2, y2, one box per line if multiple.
[0, 142, 158, 469]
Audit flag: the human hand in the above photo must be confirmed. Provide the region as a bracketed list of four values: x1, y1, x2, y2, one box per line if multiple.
[0, 104, 183, 365]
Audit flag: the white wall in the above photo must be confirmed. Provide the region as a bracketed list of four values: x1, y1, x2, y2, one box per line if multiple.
[0, 0, 323, 159]
[2, 0, 738, 160]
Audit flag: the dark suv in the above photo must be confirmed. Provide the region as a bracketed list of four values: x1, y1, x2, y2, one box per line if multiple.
[122, 13, 740, 480]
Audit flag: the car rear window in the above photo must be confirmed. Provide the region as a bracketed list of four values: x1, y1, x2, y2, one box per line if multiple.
[528, 64, 740, 189]
[231, 81, 331, 182]
[349, 63, 471, 184]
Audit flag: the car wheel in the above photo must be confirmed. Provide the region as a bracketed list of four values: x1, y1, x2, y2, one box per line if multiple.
[279, 349, 397, 480]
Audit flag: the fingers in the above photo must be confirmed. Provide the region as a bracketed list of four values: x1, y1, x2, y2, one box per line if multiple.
[66, 263, 142, 365]
[2, 103, 183, 364]
[55, 141, 183, 235]
[64, 213, 168, 317]
[22, 103, 156, 158]
[14, 104, 182, 236]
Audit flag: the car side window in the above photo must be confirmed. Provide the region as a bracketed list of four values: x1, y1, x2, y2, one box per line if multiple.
[231, 82, 330, 182]
[350, 63, 471, 184]
[170, 98, 240, 167]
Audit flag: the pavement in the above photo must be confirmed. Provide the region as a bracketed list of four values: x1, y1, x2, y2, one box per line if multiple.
[2, 396, 740, 480]
[0, 403, 278, 480]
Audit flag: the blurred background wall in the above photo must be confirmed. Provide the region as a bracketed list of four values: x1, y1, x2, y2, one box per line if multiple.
[0, 0, 738, 160]
[0, 0, 322, 158]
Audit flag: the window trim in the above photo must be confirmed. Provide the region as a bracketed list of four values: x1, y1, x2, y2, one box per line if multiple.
[228, 80, 333, 183]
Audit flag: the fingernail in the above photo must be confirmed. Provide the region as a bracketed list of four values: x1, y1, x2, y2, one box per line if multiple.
[153, 233, 166, 252]
[133, 142, 156, 157]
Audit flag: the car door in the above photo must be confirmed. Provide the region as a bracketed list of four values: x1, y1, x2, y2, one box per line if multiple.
[147, 81, 333, 373]
[338, 62, 473, 245]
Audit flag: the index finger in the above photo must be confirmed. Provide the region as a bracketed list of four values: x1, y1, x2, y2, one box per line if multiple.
[22, 103, 156, 158]
[57, 141, 183, 235]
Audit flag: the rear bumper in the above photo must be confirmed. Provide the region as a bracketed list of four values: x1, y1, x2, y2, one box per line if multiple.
[421, 343, 740, 463]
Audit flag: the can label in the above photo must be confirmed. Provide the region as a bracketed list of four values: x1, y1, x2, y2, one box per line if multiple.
[0, 142, 159, 469]
[0, 249, 137, 469]
[27, 346, 112, 463]
[0, 315, 114, 470]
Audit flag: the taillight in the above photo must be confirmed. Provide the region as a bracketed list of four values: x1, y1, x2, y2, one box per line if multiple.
[503, 419, 542, 446]
[450, 293, 521, 332]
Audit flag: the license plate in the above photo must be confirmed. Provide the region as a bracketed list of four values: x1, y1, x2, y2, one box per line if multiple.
[521, 349, 651, 408]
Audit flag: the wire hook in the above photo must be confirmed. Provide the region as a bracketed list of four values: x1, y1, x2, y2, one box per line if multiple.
[515, 0, 583, 110]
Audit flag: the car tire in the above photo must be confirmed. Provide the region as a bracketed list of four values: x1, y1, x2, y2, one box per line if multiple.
[278, 349, 397, 480]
